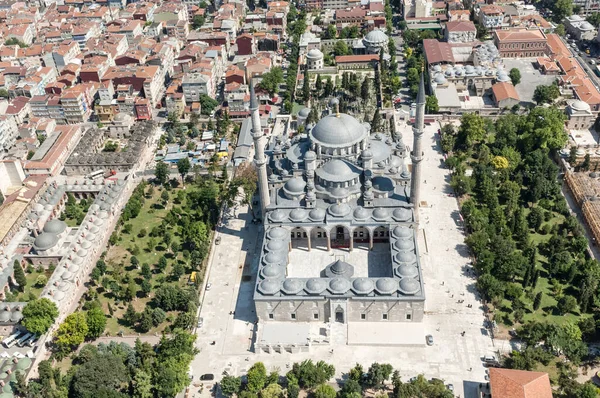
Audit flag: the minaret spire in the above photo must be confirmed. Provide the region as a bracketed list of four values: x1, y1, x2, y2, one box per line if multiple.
[250, 80, 270, 219]
[410, 71, 425, 221]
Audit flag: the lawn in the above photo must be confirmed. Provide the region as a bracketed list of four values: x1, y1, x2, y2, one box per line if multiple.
[8, 267, 54, 302]
[94, 185, 201, 335]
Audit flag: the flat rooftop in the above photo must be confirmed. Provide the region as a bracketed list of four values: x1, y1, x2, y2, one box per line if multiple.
[571, 129, 599, 147]
[286, 243, 392, 278]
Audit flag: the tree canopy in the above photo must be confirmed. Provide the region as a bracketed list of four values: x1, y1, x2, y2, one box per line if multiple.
[22, 298, 59, 336]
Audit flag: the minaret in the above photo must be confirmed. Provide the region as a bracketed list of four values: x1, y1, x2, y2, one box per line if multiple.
[410, 71, 425, 221]
[250, 82, 270, 219]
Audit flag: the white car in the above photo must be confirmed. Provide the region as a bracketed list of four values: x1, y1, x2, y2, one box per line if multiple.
[206, 283, 212, 291]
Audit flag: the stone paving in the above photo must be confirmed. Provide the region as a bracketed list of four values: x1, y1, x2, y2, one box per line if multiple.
[190, 122, 495, 398]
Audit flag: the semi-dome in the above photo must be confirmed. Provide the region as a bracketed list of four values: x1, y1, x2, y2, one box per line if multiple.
[396, 264, 419, 278]
[353, 206, 370, 220]
[305, 278, 327, 294]
[258, 279, 280, 295]
[266, 240, 287, 252]
[267, 227, 288, 240]
[269, 209, 287, 223]
[395, 251, 417, 264]
[392, 226, 412, 239]
[372, 208, 389, 221]
[282, 279, 304, 294]
[317, 159, 361, 183]
[399, 278, 420, 295]
[352, 278, 374, 294]
[393, 239, 415, 252]
[375, 278, 398, 294]
[298, 107, 311, 117]
[43, 219, 67, 234]
[364, 29, 388, 44]
[328, 278, 350, 294]
[328, 203, 351, 217]
[329, 187, 349, 198]
[289, 208, 308, 222]
[310, 114, 367, 147]
[309, 208, 325, 221]
[33, 233, 59, 251]
[392, 208, 412, 221]
[261, 265, 282, 278]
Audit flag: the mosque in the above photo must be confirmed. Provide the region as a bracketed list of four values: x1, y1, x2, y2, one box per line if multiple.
[250, 73, 427, 328]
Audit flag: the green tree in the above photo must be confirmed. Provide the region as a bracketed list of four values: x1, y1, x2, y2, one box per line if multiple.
[12, 260, 26, 291]
[70, 352, 130, 397]
[425, 95, 438, 113]
[85, 307, 106, 339]
[123, 303, 138, 326]
[333, 40, 351, 56]
[155, 161, 169, 186]
[458, 113, 486, 147]
[192, 15, 205, 30]
[349, 363, 363, 382]
[177, 157, 191, 182]
[509, 68, 521, 86]
[324, 24, 337, 39]
[340, 379, 362, 398]
[258, 67, 284, 95]
[315, 74, 323, 92]
[533, 84, 560, 105]
[361, 77, 370, 102]
[365, 363, 393, 389]
[132, 369, 153, 398]
[158, 255, 168, 273]
[371, 108, 382, 132]
[55, 312, 89, 352]
[22, 298, 59, 336]
[247, 362, 268, 393]
[261, 383, 285, 398]
[314, 384, 336, 398]
[324, 77, 334, 97]
[557, 295, 578, 315]
[533, 292, 543, 310]
[199, 94, 219, 115]
[220, 375, 242, 397]
[552, 0, 573, 22]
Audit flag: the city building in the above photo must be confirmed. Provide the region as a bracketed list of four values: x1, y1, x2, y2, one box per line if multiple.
[564, 15, 597, 41]
[477, 5, 504, 29]
[491, 82, 519, 108]
[23, 125, 82, 176]
[480, 368, 552, 398]
[493, 28, 547, 58]
[566, 99, 595, 130]
[306, 48, 324, 70]
[444, 21, 477, 43]
[251, 72, 427, 336]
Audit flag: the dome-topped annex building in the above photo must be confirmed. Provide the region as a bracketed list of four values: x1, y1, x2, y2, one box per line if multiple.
[250, 76, 427, 344]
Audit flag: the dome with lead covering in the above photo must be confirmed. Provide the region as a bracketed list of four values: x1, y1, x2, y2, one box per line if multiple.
[284, 178, 306, 195]
[399, 278, 420, 295]
[396, 264, 419, 278]
[258, 279, 280, 295]
[375, 278, 398, 294]
[33, 233, 59, 251]
[328, 203, 351, 217]
[392, 226, 412, 239]
[267, 227, 288, 240]
[264, 251, 286, 265]
[305, 278, 327, 294]
[395, 251, 417, 264]
[307, 48, 323, 59]
[309, 208, 325, 221]
[0, 311, 10, 322]
[289, 209, 308, 222]
[317, 159, 361, 183]
[282, 279, 304, 294]
[10, 310, 22, 322]
[393, 239, 414, 252]
[372, 208, 389, 221]
[43, 219, 67, 234]
[392, 208, 412, 221]
[328, 278, 350, 294]
[364, 29, 388, 45]
[266, 240, 287, 252]
[352, 278, 374, 294]
[570, 99, 591, 112]
[298, 107, 311, 117]
[353, 207, 370, 220]
[261, 265, 282, 278]
[269, 209, 287, 223]
[310, 114, 368, 148]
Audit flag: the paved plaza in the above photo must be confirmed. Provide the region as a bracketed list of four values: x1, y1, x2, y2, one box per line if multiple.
[191, 122, 494, 398]
[501, 58, 557, 105]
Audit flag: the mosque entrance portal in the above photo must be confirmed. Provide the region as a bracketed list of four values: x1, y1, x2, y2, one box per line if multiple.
[335, 307, 345, 323]
[332, 226, 350, 249]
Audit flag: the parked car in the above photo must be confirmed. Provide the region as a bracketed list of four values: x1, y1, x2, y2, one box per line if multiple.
[426, 335, 434, 346]
[197, 317, 204, 328]
[483, 355, 496, 363]
[206, 283, 212, 291]
[200, 374, 215, 381]
[447, 384, 454, 392]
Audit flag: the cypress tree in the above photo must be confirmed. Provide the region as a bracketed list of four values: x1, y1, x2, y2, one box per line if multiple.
[522, 266, 531, 288]
[533, 292, 543, 311]
[13, 260, 26, 292]
[531, 269, 540, 289]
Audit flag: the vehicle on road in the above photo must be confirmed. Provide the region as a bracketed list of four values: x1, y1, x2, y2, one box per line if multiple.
[200, 374, 215, 381]
[447, 384, 454, 392]
[206, 283, 212, 291]
[426, 335, 434, 345]
[215, 236, 221, 245]
[2, 331, 23, 348]
[197, 317, 204, 328]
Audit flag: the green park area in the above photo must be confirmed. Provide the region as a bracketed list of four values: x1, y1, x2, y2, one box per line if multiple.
[443, 110, 600, 394]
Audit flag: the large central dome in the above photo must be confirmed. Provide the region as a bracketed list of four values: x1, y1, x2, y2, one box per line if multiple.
[309, 114, 367, 147]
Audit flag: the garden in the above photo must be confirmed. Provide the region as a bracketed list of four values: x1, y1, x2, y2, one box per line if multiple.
[443, 110, 600, 395]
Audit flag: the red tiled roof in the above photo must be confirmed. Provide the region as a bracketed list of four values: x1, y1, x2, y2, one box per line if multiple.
[492, 82, 519, 102]
[335, 54, 379, 63]
[489, 368, 552, 398]
[446, 20, 476, 32]
[423, 39, 455, 64]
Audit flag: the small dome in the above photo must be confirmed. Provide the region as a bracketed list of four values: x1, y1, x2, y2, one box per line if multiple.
[309, 208, 325, 221]
[396, 265, 419, 278]
[264, 251, 286, 265]
[305, 278, 327, 294]
[395, 251, 417, 264]
[392, 226, 412, 239]
[305, 150, 317, 161]
[375, 278, 398, 294]
[328, 278, 350, 294]
[392, 208, 412, 221]
[399, 278, 420, 295]
[434, 73, 447, 85]
[394, 239, 415, 252]
[33, 233, 59, 251]
[258, 279, 280, 295]
[362, 149, 373, 159]
[298, 107, 311, 117]
[307, 48, 323, 59]
[44, 218, 67, 235]
[364, 29, 388, 44]
[570, 99, 591, 112]
[352, 278, 374, 294]
[261, 265, 282, 278]
[289, 208, 308, 222]
[328, 203, 351, 217]
[10, 311, 22, 322]
[0, 311, 10, 322]
[331, 259, 349, 275]
[58, 281, 71, 291]
[581, 21, 594, 30]
[77, 248, 88, 257]
[282, 279, 304, 294]
[267, 227, 288, 240]
[266, 240, 287, 252]
[269, 209, 287, 223]
[353, 207, 370, 220]
[62, 271, 74, 280]
[372, 208, 389, 221]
